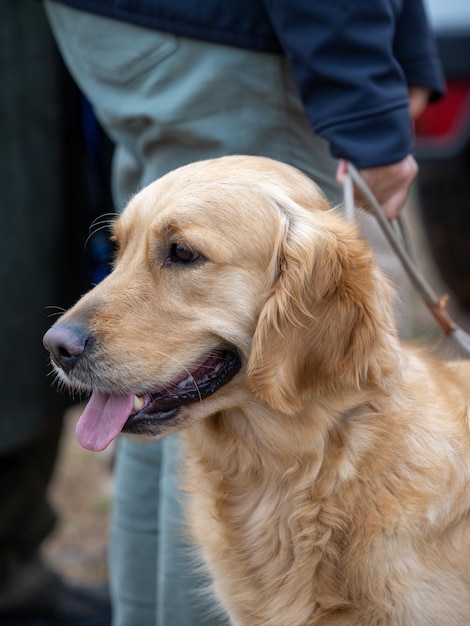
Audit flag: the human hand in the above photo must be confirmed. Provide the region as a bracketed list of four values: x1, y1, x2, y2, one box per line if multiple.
[336, 86, 429, 220]
[408, 86, 431, 122]
[336, 155, 418, 220]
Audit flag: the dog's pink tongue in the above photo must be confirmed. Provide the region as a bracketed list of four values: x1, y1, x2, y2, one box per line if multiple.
[76, 391, 135, 452]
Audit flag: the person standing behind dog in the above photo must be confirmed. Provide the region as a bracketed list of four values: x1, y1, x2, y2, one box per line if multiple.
[42, 1, 444, 624]
[0, 3, 112, 624]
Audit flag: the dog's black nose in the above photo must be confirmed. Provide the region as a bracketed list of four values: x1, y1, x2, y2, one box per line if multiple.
[43, 323, 89, 372]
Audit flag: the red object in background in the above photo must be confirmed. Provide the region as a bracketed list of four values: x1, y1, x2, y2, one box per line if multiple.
[415, 81, 470, 153]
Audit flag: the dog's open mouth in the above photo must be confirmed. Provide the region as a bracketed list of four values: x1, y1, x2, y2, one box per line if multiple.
[75, 346, 241, 452]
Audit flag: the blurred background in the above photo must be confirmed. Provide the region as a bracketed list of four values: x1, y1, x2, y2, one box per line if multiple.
[0, 0, 114, 600]
[414, 0, 470, 321]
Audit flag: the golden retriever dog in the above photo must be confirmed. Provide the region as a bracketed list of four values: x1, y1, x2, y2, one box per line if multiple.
[44, 156, 470, 625]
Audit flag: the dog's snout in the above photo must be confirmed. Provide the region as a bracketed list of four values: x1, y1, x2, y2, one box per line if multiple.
[43, 323, 89, 372]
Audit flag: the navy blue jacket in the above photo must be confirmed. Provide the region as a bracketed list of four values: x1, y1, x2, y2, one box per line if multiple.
[47, 0, 445, 168]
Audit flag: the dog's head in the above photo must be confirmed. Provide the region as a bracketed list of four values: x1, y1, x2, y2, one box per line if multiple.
[43, 156, 397, 450]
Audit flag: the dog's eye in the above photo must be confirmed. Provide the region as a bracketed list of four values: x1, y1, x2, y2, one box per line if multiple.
[167, 242, 200, 265]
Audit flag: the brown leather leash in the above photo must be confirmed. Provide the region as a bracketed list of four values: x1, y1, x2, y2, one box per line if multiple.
[344, 162, 470, 358]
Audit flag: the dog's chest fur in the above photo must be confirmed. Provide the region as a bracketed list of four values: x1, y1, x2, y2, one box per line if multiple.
[182, 413, 370, 624]
[182, 405, 470, 626]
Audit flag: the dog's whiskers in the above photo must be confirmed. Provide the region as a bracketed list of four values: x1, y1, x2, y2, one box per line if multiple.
[84, 212, 117, 249]
[45, 305, 67, 319]
[146, 350, 203, 404]
[46, 365, 71, 397]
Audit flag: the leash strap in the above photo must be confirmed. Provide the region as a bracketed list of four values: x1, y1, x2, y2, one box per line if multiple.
[343, 163, 457, 336]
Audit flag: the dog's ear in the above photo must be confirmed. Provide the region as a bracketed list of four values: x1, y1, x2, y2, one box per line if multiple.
[247, 195, 396, 413]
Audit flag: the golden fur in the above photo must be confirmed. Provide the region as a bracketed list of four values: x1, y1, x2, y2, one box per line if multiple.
[47, 156, 470, 624]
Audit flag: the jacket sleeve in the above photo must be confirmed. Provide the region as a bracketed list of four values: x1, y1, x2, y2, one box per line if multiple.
[263, 0, 445, 168]
[394, 0, 445, 97]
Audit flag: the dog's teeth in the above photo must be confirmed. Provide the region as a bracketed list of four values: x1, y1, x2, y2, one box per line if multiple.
[133, 395, 145, 412]
[178, 376, 193, 390]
